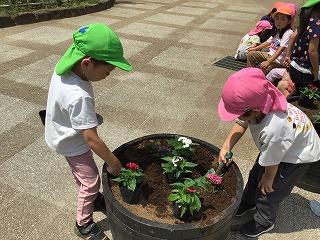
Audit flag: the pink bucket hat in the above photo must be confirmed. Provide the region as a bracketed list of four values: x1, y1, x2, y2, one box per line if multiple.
[285, 3, 298, 28]
[248, 20, 272, 36]
[218, 68, 287, 122]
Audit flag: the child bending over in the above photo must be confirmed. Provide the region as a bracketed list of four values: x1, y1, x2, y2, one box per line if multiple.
[217, 67, 320, 238]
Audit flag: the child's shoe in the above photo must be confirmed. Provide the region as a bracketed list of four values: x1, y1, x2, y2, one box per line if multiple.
[310, 200, 320, 217]
[75, 220, 106, 239]
[94, 192, 106, 212]
[239, 218, 274, 237]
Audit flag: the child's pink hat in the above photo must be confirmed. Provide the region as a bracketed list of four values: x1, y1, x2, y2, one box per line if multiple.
[248, 20, 272, 36]
[285, 3, 298, 28]
[218, 68, 287, 122]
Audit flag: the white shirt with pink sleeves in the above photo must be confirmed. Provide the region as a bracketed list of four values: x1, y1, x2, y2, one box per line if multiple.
[267, 28, 293, 64]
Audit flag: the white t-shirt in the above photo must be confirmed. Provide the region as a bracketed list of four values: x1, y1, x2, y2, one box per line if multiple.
[267, 29, 293, 64]
[45, 71, 98, 157]
[237, 103, 320, 166]
[235, 34, 261, 60]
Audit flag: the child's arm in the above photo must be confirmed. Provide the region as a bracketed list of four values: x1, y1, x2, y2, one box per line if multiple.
[83, 128, 122, 176]
[258, 164, 278, 195]
[251, 43, 258, 48]
[248, 41, 270, 52]
[284, 29, 298, 67]
[260, 46, 286, 69]
[308, 37, 319, 81]
[219, 122, 247, 166]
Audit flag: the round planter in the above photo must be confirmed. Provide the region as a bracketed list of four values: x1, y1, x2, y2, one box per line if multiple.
[296, 159, 320, 194]
[102, 134, 243, 240]
[296, 121, 320, 194]
[298, 95, 313, 108]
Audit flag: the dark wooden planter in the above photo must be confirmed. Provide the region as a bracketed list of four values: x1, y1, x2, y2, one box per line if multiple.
[102, 134, 243, 240]
[296, 121, 320, 194]
[298, 95, 313, 108]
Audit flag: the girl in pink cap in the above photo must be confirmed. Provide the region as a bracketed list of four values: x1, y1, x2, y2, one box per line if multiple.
[235, 20, 272, 60]
[218, 67, 320, 237]
[247, 4, 296, 75]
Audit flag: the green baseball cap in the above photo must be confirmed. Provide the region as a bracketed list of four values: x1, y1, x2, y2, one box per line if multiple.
[55, 23, 132, 76]
[302, 0, 320, 8]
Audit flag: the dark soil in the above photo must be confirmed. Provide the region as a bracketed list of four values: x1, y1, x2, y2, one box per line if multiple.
[109, 138, 237, 227]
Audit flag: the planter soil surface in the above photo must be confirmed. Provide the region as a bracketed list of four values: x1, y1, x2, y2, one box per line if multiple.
[109, 138, 237, 227]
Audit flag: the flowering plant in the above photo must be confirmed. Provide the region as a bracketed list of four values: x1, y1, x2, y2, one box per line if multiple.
[161, 155, 197, 178]
[300, 84, 320, 100]
[112, 163, 145, 191]
[168, 178, 202, 217]
[149, 140, 171, 158]
[165, 136, 199, 158]
[195, 168, 223, 193]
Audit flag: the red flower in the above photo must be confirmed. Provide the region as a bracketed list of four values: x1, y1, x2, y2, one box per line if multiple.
[307, 84, 319, 91]
[126, 162, 139, 170]
[186, 188, 197, 193]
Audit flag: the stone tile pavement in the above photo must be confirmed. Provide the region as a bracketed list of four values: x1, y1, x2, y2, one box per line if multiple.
[0, 0, 319, 239]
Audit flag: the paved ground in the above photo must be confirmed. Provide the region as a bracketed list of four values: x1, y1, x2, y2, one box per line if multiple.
[0, 0, 319, 239]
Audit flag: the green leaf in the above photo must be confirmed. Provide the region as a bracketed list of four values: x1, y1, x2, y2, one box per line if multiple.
[207, 168, 216, 174]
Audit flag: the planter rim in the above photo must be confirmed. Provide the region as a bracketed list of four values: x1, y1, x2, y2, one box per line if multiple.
[103, 133, 244, 231]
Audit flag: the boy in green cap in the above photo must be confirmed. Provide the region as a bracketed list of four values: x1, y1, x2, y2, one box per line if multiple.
[45, 23, 132, 239]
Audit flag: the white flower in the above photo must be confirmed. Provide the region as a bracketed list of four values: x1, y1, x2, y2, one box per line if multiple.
[172, 156, 184, 167]
[178, 137, 193, 148]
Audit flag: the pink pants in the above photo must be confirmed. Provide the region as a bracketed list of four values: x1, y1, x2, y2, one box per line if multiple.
[65, 150, 100, 226]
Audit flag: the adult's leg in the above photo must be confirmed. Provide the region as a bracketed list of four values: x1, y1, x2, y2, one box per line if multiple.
[66, 150, 100, 226]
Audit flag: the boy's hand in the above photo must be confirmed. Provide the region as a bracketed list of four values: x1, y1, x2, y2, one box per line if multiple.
[258, 173, 274, 195]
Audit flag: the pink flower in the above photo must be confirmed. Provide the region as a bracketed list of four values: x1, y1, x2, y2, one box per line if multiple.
[307, 84, 319, 91]
[126, 162, 139, 170]
[207, 174, 222, 185]
[186, 188, 197, 193]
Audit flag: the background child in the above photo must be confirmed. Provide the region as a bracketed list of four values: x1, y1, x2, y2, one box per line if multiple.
[276, 69, 295, 97]
[265, 68, 295, 98]
[247, 5, 295, 75]
[235, 20, 272, 60]
[217, 68, 320, 238]
[260, 2, 285, 25]
[45, 23, 132, 239]
[284, 0, 320, 95]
